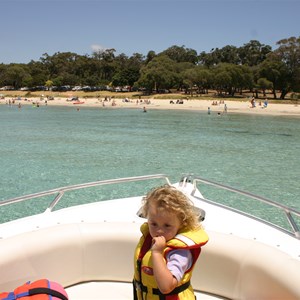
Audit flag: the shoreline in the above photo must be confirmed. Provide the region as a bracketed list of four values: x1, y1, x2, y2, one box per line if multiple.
[1, 97, 300, 117]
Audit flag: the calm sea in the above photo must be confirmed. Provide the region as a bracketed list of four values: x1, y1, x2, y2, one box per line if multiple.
[1, 104, 299, 224]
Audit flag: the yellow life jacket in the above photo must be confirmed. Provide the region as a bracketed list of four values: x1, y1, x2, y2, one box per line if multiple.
[133, 223, 208, 300]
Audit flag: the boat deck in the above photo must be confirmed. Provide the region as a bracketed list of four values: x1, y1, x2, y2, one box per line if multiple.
[66, 282, 225, 300]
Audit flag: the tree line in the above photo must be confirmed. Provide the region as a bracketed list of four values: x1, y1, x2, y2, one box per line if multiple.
[0, 36, 299, 99]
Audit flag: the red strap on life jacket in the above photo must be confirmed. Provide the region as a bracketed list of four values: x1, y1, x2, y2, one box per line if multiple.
[138, 233, 153, 261]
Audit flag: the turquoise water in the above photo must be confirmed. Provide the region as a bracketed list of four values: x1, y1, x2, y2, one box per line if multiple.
[0, 104, 299, 223]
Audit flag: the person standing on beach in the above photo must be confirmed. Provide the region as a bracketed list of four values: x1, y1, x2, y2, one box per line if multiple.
[224, 103, 227, 113]
[251, 97, 256, 108]
[133, 185, 208, 300]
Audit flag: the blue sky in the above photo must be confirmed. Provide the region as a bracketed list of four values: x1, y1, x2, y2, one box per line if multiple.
[1, 0, 299, 64]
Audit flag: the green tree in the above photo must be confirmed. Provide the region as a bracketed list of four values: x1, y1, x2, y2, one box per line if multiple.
[214, 71, 231, 96]
[112, 53, 144, 87]
[183, 66, 212, 95]
[199, 41, 271, 67]
[137, 55, 179, 93]
[162, 45, 198, 64]
[198, 46, 240, 67]
[40, 52, 86, 85]
[0, 64, 8, 87]
[217, 45, 240, 64]
[91, 48, 116, 82]
[1, 64, 30, 89]
[52, 76, 63, 87]
[257, 78, 273, 97]
[198, 50, 219, 68]
[145, 50, 156, 65]
[258, 57, 289, 99]
[27, 60, 48, 87]
[173, 62, 195, 92]
[272, 36, 300, 98]
[212, 63, 253, 96]
[45, 80, 53, 90]
[238, 40, 272, 66]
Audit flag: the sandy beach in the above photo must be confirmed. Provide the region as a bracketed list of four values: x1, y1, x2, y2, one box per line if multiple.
[1, 96, 300, 117]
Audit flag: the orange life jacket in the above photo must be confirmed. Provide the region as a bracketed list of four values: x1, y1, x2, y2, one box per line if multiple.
[0, 279, 68, 300]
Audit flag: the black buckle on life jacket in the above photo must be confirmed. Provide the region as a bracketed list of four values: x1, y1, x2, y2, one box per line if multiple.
[134, 279, 190, 298]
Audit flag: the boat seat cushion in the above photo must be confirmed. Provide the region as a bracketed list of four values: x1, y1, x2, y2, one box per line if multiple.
[1, 222, 300, 299]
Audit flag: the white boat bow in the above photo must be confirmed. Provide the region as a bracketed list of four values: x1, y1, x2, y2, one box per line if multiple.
[1, 174, 300, 299]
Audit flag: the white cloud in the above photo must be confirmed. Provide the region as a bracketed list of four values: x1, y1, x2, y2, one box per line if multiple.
[91, 44, 107, 53]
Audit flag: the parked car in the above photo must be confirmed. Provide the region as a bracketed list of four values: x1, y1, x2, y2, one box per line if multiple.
[0, 86, 14, 90]
[82, 86, 92, 91]
[72, 86, 82, 91]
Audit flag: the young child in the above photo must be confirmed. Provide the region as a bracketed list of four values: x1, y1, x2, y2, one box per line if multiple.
[133, 185, 208, 300]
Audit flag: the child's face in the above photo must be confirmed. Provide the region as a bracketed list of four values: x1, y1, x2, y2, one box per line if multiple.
[147, 204, 181, 242]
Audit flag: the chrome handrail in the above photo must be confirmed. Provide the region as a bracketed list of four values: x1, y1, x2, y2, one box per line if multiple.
[2, 173, 299, 239]
[191, 176, 300, 239]
[0, 174, 170, 212]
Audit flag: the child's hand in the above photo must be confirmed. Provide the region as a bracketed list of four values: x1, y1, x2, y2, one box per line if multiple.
[151, 236, 166, 253]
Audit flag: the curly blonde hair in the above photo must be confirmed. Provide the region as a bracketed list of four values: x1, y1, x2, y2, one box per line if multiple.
[141, 185, 201, 231]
